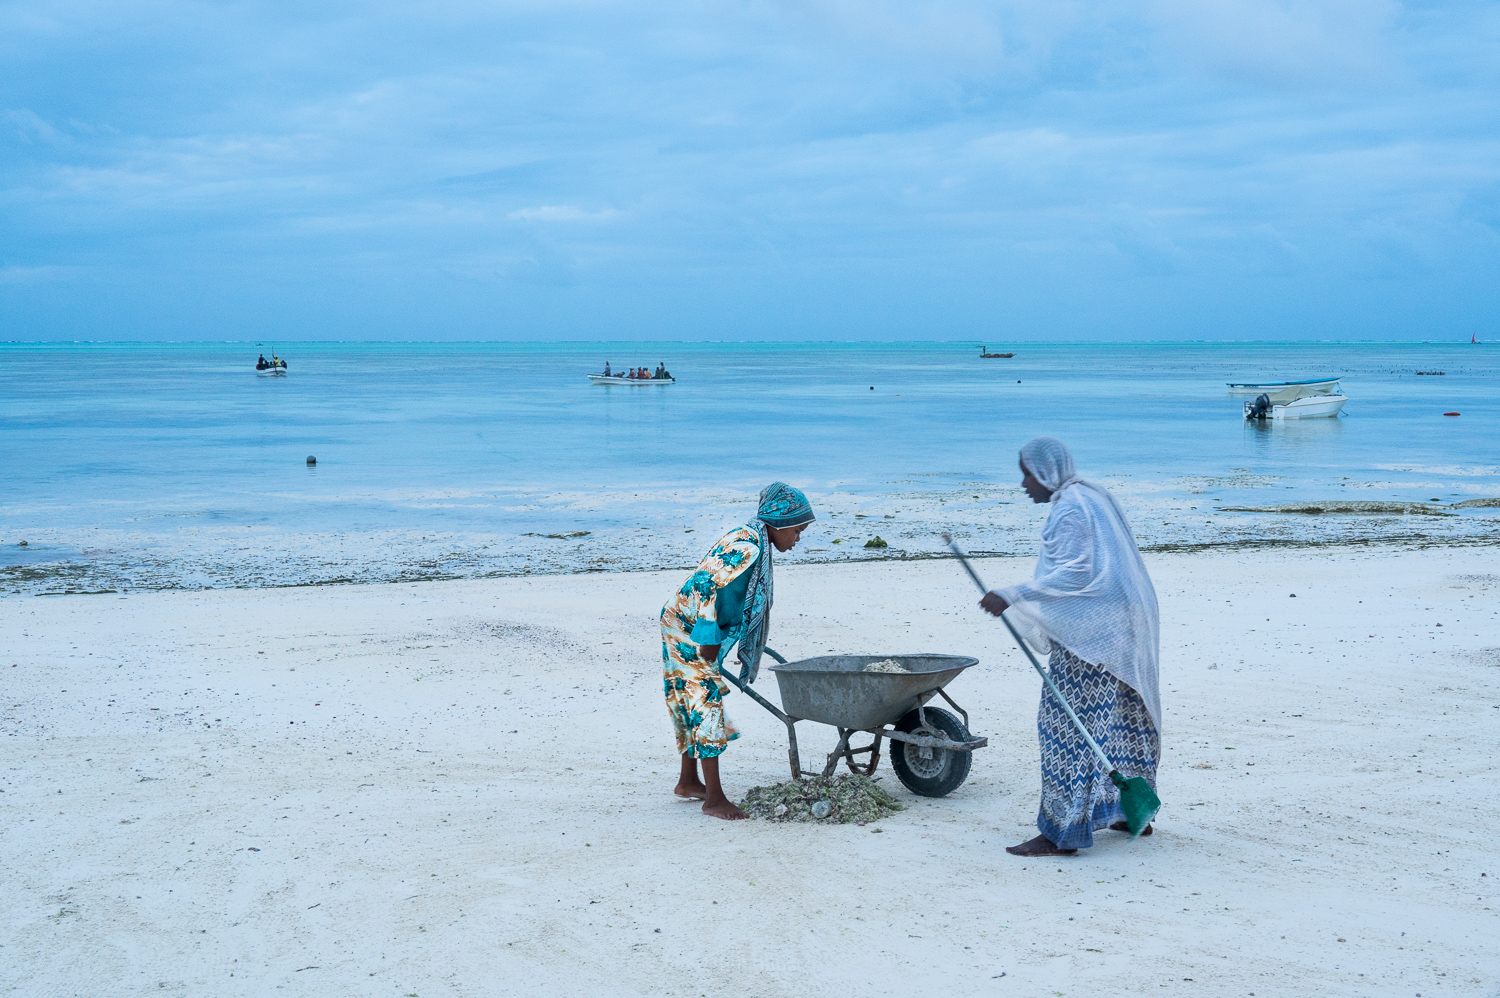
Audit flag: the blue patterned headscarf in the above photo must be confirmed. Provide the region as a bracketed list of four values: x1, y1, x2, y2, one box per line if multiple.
[736, 482, 815, 683]
[756, 481, 815, 528]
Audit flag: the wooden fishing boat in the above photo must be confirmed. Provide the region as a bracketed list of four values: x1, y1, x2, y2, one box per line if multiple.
[1226, 377, 1339, 396]
[587, 373, 675, 385]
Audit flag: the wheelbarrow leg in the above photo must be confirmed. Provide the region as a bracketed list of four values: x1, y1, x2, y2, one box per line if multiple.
[824, 728, 854, 777]
[843, 732, 882, 777]
[824, 728, 881, 777]
[718, 659, 807, 781]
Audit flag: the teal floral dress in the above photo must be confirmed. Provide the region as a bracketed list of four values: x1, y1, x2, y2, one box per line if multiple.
[660, 526, 762, 758]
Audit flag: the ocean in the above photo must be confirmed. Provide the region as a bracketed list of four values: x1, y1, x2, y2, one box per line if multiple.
[2, 340, 1495, 594]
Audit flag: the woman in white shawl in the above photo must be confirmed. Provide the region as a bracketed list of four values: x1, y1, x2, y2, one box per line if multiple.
[980, 437, 1161, 857]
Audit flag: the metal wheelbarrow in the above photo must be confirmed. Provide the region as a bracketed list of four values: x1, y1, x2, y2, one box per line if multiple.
[718, 650, 987, 798]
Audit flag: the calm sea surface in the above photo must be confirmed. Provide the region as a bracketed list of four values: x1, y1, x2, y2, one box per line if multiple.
[2, 341, 1495, 592]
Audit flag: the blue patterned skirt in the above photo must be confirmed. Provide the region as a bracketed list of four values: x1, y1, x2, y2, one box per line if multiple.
[1036, 646, 1159, 850]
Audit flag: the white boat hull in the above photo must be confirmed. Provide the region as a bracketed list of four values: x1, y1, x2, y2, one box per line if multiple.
[587, 375, 674, 385]
[256, 368, 287, 377]
[1228, 378, 1340, 396]
[1245, 394, 1347, 419]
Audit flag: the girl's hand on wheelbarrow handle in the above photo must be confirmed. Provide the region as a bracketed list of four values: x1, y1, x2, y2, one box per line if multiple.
[979, 592, 1009, 617]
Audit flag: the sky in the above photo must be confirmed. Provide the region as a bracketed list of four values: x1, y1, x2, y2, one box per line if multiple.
[2, 0, 1497, 341]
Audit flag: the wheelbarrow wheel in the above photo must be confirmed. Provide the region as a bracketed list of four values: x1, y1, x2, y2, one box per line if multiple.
[890, 706, 972, 798]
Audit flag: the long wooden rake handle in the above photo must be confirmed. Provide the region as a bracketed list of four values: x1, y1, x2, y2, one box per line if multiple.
[942, 534, 1118, 775]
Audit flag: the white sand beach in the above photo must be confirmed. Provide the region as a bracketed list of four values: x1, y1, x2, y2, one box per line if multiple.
[2, 545, 1496, 997]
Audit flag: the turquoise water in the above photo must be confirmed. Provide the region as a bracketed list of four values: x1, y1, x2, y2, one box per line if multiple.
[1, 341, 1495, 591]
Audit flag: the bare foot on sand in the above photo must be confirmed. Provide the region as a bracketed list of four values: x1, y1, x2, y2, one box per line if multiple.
[674, 782, 708, 800]
[1110, 821, 1153, 836]
[702, 799, 746, 820]
[1005, 834, 1077, 856]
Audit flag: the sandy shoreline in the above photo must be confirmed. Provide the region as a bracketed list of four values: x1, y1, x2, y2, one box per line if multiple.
[2, 545, 1496, 996]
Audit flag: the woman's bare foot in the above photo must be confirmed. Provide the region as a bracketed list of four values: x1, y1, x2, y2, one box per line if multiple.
[1110, 821, 1153, 836]
[702, 798, 746, 820]
[1005, 834, 1077, 856]
[675, 754, 707, 799]
[696, 756, 744, 819]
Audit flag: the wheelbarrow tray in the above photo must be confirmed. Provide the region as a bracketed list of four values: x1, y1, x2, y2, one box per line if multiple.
[768, 654, 979, 731]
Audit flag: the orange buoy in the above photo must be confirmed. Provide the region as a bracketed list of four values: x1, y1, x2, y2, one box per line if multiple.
[1443, 411, 1460, 416]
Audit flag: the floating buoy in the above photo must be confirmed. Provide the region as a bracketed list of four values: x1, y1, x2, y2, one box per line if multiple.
[306, 455, 317, 465]
[869, 386, 874, 390]
[1443, 412, 1460, 417]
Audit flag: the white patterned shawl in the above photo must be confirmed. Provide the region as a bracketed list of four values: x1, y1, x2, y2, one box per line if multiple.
[994, 437, 1161, 729]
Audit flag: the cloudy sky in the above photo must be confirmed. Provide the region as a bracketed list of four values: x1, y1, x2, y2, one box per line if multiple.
[2, 0, 1497, 340]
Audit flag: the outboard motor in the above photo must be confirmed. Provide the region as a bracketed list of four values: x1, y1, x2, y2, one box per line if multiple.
[1246, 393, 1272, 420]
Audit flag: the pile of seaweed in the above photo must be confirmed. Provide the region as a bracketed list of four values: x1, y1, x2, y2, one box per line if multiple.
[739, 774, 904, 824]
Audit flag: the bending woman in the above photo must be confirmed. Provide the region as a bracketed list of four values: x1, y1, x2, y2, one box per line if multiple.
[661, 482, 815, 819]
[980, 437, 1161, 856]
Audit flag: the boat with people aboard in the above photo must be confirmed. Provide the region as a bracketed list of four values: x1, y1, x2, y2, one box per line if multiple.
[255, 353, 288, 377]
[588, 361, 675, 385]
[1226, 377, 1339, 396]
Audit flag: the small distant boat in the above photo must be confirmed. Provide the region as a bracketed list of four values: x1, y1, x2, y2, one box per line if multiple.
[255, 351, 288, 377]
[978, 345, 1013, 358]
[1227, 377, 1339, 396]
[588, 373, 675, 385]
[1244, 394, 1347, 419]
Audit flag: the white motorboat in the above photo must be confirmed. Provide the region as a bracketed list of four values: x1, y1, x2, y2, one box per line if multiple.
[1227, 377, 1340, 396]
[587, 374, 675, 385]
[1244, 393, 1347, 419]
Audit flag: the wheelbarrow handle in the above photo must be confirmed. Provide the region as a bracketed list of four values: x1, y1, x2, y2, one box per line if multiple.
[717, 646, 805, 781]
[715, 646, 787, 719]
[942, 534, 1117, 776]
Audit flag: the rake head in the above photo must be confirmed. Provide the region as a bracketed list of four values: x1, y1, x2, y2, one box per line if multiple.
[1110, 772, 1161, 838]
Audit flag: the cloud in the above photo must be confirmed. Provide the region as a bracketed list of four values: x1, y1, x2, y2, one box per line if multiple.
[1148, 0, 1403, 89]
[2, 108, 67, 145]
[507, 205, 620, 222]
[0, 265, 81, 284]
[0, 0, 1497, 340]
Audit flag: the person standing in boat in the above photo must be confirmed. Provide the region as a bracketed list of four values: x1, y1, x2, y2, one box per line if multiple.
[604, 361, 611, 377]
[661, 482, 815, 819]
[979, 437, 1161, 856]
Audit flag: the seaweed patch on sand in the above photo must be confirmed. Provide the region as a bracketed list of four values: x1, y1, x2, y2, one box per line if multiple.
[739, 774, 904, 824]
[1218, 501, 1456, 516]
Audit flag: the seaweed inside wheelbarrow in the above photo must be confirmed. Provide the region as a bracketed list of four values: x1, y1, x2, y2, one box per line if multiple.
[720, 649, 989, 799]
